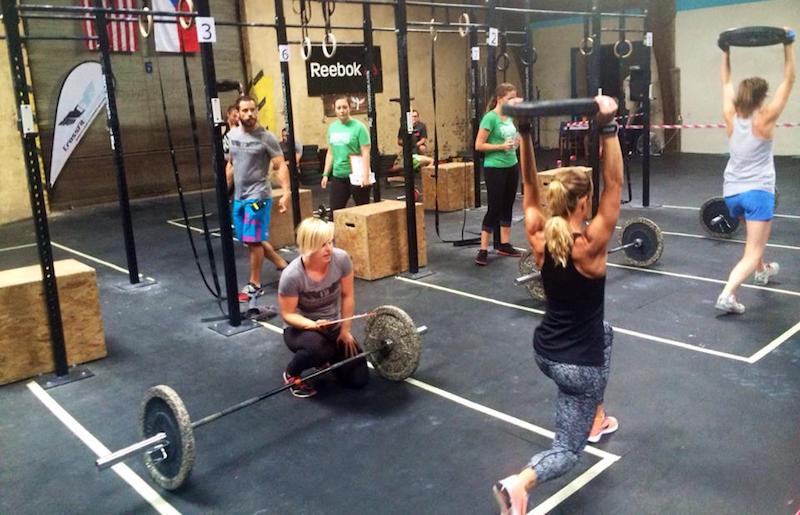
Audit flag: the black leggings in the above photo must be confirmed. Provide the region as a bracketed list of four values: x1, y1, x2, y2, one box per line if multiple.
[329, 176, 371, 215]
[283, 326, 369, 388]
[481, 165, 519, 232]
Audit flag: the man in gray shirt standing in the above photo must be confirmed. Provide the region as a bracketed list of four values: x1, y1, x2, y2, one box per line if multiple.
[226, 95, 291, 301]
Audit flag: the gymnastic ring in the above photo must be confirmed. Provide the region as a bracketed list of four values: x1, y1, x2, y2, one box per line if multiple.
[300, 36, 313, 61]
[458, 12, 470, 38]
[138, 7, 153, 39]
[613, 39, 633, 59]
[430, 18, 438, 42]
[496, 52, 510, 72]
[579, 36, 594, 56]
[520, 46, 537, 67]
[322, 32, 337, 58]
[177, 0, 194, 30]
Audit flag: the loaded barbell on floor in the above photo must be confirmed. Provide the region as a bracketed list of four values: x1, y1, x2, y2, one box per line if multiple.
[515, 217, 664, 301]
[699, 188, 779, 238]
[95, 305, 426, 490]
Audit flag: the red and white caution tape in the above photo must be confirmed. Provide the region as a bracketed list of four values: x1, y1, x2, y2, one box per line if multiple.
[563, 120, 800, 130]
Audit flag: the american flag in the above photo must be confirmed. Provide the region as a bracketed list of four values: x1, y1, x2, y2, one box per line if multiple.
[82, 0, 139, 53]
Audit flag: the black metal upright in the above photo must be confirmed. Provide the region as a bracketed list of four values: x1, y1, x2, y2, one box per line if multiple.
[588, 2, 602, 216]
[195, 0, 241, 326]
[394, 0, 419, 274]
[93, 0, 139, 284]
[273, 0, 302, 226]
[469, 27, 481, 208]
[641, 9, 652, 207]
[524, 23, 534, 101]
[2, 0, 68, 377]
[485, 0, 499, 249]
[363, 3, 381, 202]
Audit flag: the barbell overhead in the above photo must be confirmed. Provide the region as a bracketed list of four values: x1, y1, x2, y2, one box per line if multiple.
[718, 26, 795, 51]
[503, 98, 598, 120]
[95, 306, 425, 490]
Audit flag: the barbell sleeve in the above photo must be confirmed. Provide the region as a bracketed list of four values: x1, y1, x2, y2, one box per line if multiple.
[515, 271, 542, 285]
[96, 432, 168, 470]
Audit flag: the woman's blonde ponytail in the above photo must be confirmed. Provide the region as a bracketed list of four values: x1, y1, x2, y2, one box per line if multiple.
[544, 180, 574, 267]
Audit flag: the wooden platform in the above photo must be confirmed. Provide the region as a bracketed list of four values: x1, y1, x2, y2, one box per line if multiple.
[420, 161, 476, 212]
[0, 259, 106, 385]
[269, 188, 313, 249]
[333, 200, 427, 280]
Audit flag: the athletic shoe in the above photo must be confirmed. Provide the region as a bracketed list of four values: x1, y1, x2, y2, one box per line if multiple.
[492, 474, 528, 515]
[496, 243, 522, 258]
[475, 249, 489, 266]
[237, 282, 264, 302]
[283, 371, 317, 398]
[715, 293, 745, 314]
[753, 262, 779, 286]
[588, 415, 619, 443]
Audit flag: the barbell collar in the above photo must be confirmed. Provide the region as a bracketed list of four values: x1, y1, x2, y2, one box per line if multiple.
[96, 432, 167, 470]
[608, 238, 642, 254]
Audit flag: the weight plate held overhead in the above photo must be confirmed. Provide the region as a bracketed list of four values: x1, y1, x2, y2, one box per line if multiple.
[141, 384, 195, 491]
[518, 251, 546, 301]
[700, 196, 740, 238]
[619, 217, 664, 267]
[363, 305, 421, 381]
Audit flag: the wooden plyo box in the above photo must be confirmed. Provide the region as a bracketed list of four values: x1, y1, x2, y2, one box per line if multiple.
[269, 188, 313, 249]
[334, 200, 427, 280]
[420, 161, 476, 212]
[0, 259, 106, 385]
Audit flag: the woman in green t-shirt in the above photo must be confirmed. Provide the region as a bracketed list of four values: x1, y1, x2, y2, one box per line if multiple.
[474, 83, 523, 266]
[321, 96, 372, 214]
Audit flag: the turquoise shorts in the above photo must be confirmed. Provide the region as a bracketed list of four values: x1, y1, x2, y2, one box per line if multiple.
[724, 190, 774, 222]
[232, 198, 272, 243]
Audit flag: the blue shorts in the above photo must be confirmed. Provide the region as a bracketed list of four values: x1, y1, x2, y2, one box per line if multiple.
[724, 190, 774, 222]
[232, 198, 272, 243]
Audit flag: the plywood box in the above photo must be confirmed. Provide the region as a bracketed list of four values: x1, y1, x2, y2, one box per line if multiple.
[333, 200, 427, 280]
[269, 187, 313, 249]
[0, 259, 106, 385]
[420, 161, 476, 212]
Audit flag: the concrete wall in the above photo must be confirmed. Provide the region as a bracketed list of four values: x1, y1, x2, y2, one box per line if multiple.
[676, 0, 799, 155]
[0, 30, 33, 223]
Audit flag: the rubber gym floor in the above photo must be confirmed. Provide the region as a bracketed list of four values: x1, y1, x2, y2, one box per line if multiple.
[1, 151, 799, 514]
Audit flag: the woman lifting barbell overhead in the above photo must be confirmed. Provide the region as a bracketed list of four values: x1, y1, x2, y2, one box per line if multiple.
[278, 217, 368, 398]
[493, 96, 622, 515]
[715, 27, 795, 314]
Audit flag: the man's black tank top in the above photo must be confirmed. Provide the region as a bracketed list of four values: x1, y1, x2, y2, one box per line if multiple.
[533, 237, 606, 366]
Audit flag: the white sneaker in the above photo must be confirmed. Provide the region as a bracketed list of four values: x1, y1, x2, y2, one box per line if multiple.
[492, 475, 528, 515]
[753, 262, 779, 286]
[715, 294, 745, 314]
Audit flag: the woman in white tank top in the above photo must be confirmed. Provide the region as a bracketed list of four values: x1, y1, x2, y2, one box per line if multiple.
[715, 33, 795, 314]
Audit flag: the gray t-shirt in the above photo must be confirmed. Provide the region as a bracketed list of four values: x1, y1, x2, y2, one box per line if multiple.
[278, 248, 353, 322]
[228, 125, 283, 201]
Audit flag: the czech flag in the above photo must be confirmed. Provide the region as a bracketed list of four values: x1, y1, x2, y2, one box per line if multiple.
[153, 0, 199, 53]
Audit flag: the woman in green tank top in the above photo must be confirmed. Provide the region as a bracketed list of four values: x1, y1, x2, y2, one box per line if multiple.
[474, 83, 523, 266]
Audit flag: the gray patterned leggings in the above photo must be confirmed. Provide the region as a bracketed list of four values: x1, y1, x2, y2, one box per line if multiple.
[528, 322, 614, 483]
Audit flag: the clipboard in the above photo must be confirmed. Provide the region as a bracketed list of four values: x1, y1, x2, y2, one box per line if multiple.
[348, 155, 375, 186]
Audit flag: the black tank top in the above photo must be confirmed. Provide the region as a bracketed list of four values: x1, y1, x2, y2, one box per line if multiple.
[533, 236, 606, 366]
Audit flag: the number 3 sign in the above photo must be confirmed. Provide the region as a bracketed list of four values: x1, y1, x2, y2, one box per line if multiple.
[195, 17, 217, 43]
